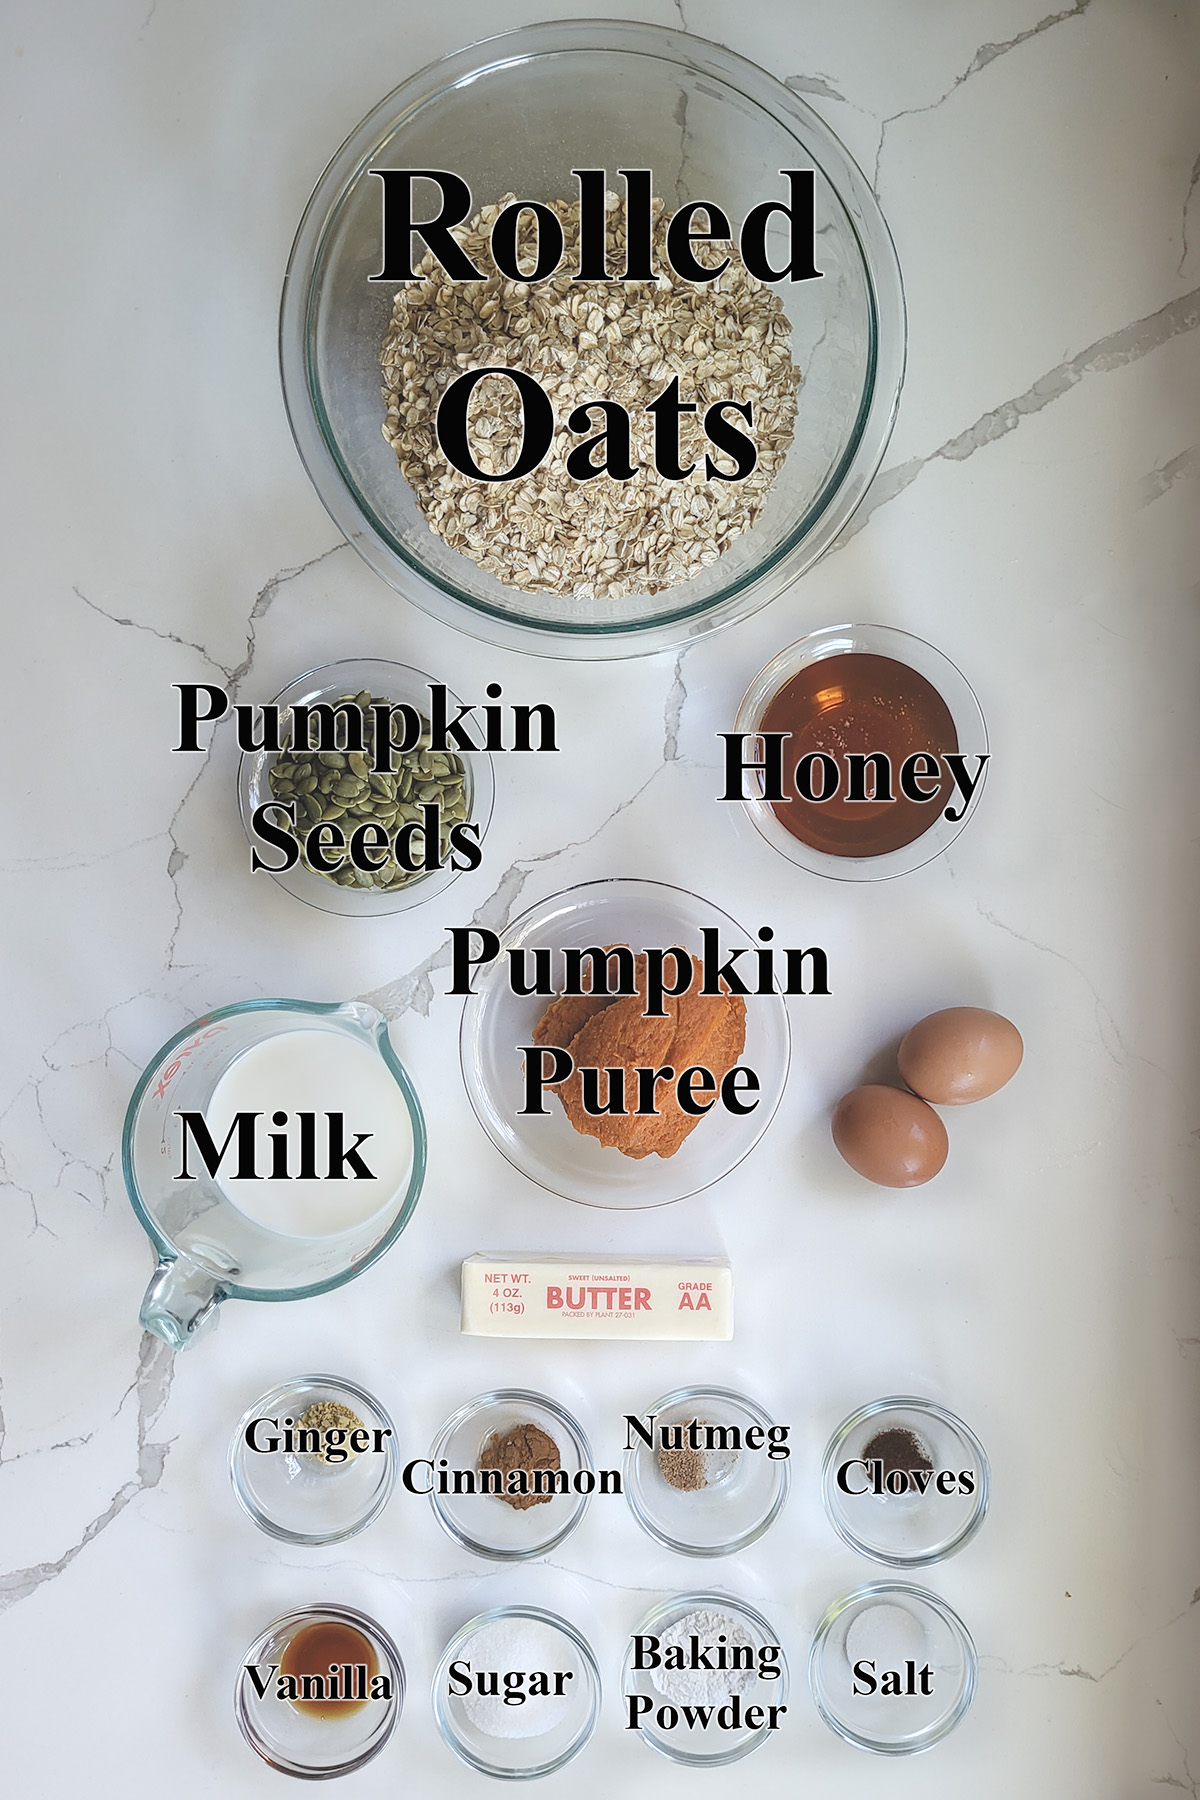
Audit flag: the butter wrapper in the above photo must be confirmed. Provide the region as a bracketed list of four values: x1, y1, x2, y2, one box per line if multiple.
[460, 1253, 733, 1340]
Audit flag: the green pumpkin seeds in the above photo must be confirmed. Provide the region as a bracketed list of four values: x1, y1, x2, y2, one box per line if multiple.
[267, 692, 471, 892]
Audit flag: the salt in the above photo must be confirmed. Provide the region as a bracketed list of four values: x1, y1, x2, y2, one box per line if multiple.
[844, 1601, 927, 1673]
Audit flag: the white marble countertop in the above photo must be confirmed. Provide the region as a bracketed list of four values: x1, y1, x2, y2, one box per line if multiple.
[2, 1, 1199, 1793]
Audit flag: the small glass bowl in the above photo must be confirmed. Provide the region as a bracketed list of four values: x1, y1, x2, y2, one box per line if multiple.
[230, 1374, 399, 1545]
[822, 1397, 989, 1567]
[625, 1386, 789, 1556]
[235, 1604, 404, 1777]
[734, 623, 988, 881]
[428, 1390, 593, 1560]
[808, 1583, 976, 1755]
[237, 657, 495, 915]
[432, 1606, 601, 1779]
[623, 1591, 789, 1766]
[459, 878, 791, 1208]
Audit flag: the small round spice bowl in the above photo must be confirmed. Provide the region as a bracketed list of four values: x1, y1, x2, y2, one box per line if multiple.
[237, 657, 495, 916]
[432, 1606, 601, 1779]
[235, 1603, 404, 1777]
[734, 623, 988, 881]
[822, 1396, 989, 1567]
[808, 1582, 976, 1755]
[427, 1390, 594, 1560]
[624, 1386, 789, 1556]
[623, 1590, 789, 1766]
[230, 1374, 399, 1545]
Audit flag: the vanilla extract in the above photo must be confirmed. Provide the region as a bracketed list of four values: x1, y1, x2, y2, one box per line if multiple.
[245, 1619, 391, 1720]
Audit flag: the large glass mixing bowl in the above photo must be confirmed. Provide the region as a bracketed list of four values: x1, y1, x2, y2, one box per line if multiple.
[280, 19, 905, 658]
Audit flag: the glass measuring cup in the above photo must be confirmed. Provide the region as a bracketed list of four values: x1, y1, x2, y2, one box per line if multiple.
[123, 999, 426, 1349]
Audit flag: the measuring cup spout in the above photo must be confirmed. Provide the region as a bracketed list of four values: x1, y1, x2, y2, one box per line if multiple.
[139, 1253, 225, 1349]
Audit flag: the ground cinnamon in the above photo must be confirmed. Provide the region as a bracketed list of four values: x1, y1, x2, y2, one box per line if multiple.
[479, 1421, 562, 1511]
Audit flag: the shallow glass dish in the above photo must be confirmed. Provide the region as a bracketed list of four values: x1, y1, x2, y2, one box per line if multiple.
[809, 1582, 976, 1755]
[235, 1604, 404, 1777]
[237, 657, 494, 915]
[280, 19, 905, 659]
[428, 1390, 594, 1560]
[230, 1373, 399, 1545]
[459, 878, 791, 1208]
[432, 1606, 600, 1779]
[623, 1590, 789, 1766]
[822, 1396, 990, 1567]
[734, 623, 988, 880]
[625, 1386, 789, 1556]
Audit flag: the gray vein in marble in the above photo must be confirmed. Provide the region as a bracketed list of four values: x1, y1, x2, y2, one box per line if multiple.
[1155, 1714, 1199, 1798]
[73, 545, 345, 970]
[1020, 1590, 1200, 1685]
[165, 759, 210, 971]
[1178, 152, 1200, 275]
[0, 830, 174, 875]
[0, 1137, 49, 1239]
[0, 1335, 174, 1612]
[661, 648, 690, 764]
[13, 1004, 142, 1228]
[360, 661, 689, 1020]
[784, 74, 848, 105]
[843, 286, 1200, 543]
[671, 85, 693, 213]
[873, 1, 1094, 190]
[360, 764, 667, 1021]
[974, 901, 1127, 1062]
[74, 585, 226, 680]
[225, 543, 349, 696]
[1140, 443, 1200, 508]
[72, 542, 345, 696]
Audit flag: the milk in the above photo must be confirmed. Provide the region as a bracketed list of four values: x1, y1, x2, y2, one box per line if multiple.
[203, 1029, 413, 1238]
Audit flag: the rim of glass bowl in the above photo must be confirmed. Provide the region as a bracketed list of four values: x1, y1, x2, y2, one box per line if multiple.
[427, 1388, 594, 1560]
[622, 1589, 789, 1767]
[458, 877, 791, 1209]
[821, 1395, 991, 1568]
[624, 1384, 790, 1557]
[121, 997, 427, 1304]
[733, 622, 989, 881]
[235, 1603, 404, 1777]
[808, 1581, 977, 1755]
[237, 657, 495, 917]
[229, 1372, 400, 1545]
[279, 18, 906, 660]
[432, 1605, 601, 1778]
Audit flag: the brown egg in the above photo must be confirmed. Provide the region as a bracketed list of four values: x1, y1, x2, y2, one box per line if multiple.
[898, 1007, 1023, 1105]
[831, 1084, 949, 1187]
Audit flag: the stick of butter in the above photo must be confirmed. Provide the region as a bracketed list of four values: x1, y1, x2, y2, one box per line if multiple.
[460, 1254, 733, 1340]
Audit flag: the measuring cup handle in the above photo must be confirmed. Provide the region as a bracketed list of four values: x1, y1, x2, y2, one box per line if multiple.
[139, 1254, 224, 1349]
